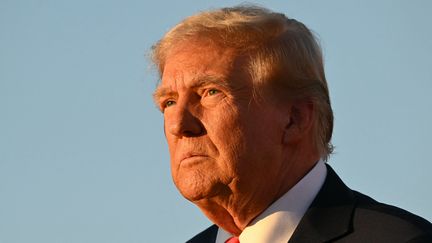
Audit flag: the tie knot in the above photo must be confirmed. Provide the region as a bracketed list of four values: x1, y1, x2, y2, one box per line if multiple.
[225, 236, 240, 243]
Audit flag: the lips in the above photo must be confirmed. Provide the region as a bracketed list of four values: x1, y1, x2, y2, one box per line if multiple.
[180, 152, 208, 162]
[177, 152, 211, 167]
[176, 142, 211, 165]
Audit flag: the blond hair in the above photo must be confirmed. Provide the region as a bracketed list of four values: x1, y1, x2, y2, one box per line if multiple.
[151, 5, 334, 160]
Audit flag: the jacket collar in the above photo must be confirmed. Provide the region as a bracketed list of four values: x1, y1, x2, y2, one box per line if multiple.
[288, 164, 356, 243]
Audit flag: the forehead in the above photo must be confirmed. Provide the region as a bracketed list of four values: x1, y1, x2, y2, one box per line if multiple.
[165, 42, 237, 74]
[158, 41, 248, 90]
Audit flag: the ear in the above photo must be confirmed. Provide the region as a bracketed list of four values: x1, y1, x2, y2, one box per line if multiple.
[282, 100, 315, 144]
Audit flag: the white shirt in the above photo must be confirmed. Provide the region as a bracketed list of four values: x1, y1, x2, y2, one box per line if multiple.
[215, 160, 327, 243]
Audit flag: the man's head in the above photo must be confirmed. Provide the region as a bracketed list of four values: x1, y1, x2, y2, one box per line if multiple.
[152, 5, 333, 234]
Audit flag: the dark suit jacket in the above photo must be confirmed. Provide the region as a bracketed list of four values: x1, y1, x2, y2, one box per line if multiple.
[187, 165, 432, 243]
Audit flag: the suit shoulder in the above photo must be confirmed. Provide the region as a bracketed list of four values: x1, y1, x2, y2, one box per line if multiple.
[350, 190, 432, 241]
[186, 225, 218, 243]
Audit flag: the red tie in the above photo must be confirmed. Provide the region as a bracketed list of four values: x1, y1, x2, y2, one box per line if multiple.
[225, 237, 240, 243]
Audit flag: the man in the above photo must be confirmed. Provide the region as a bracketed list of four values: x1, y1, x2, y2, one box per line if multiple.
[151, 5, 432, 243]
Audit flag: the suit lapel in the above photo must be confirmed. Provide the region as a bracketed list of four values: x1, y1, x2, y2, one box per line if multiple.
[289, 164, 356, 243]
[186, 224, 218, 243]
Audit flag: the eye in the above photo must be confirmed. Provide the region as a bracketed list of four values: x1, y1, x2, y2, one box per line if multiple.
[162, 100, 176, 110]
[166, 100, 176, 107]
[207, 89, 220, 96]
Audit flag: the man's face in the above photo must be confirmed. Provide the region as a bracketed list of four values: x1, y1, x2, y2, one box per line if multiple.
[154, 42, 288, 203]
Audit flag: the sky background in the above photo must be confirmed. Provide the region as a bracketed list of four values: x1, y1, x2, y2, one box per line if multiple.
[1, 0, 431, 242]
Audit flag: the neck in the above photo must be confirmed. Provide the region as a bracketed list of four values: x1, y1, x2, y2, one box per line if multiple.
[193, 151, 320, 236]
[195, 199, 244, 236]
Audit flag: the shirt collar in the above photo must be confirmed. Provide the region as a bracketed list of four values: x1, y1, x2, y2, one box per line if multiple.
[216, 160, 327, 243]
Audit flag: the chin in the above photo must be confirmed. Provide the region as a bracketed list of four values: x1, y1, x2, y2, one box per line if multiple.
[176, 177, 230, 202]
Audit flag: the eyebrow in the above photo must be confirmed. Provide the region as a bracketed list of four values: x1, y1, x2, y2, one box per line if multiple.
[152, 74, 230, 103]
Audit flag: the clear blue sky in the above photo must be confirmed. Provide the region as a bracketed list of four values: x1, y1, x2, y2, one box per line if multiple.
[1, 0, 431, 242]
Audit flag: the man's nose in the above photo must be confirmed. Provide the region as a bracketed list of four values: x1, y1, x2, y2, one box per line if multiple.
[166, 104, 204, 137]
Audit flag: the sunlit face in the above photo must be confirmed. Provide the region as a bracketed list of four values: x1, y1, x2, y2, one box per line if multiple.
[154, 42, 287, 203]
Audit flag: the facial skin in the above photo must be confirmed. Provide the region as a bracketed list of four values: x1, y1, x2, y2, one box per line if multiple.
[154, 41, 319, 235]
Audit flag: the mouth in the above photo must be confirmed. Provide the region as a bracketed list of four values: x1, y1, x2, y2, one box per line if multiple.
[179, 154, 209, 167]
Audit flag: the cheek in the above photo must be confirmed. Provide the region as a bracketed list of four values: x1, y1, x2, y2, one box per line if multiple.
[204, 105, 244, 149]
[200, 107, 244, 169]
[164, 134, 179, 175]
[164, 134, 176, 156]
[236, 109, 283, 160]
[216, 123, 249, 171]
